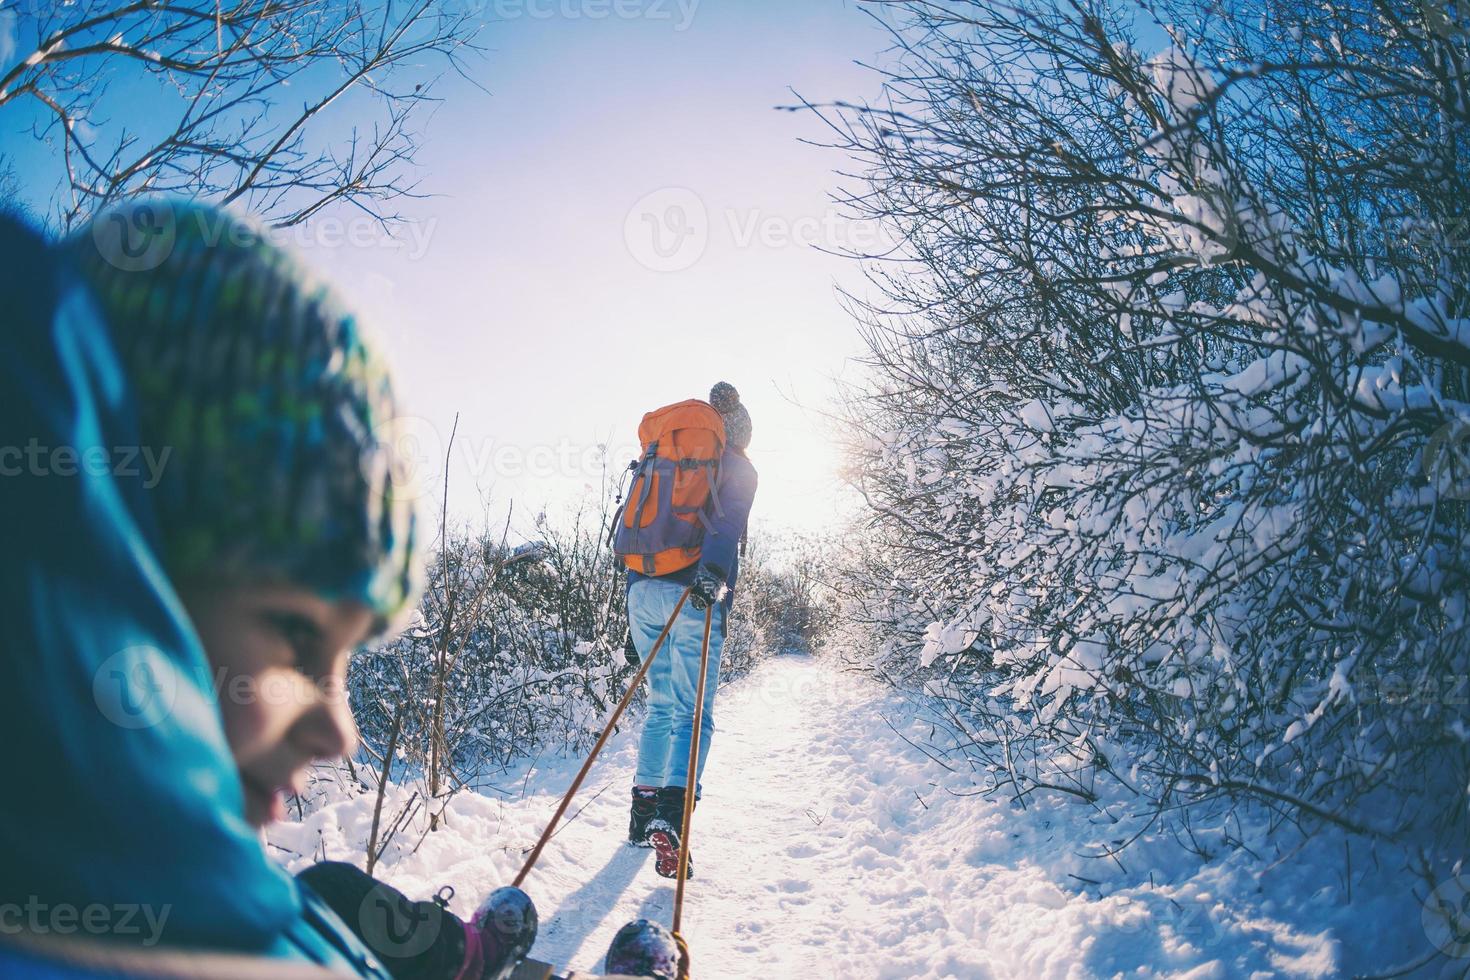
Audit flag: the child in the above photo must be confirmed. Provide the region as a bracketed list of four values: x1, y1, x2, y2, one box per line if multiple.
[0, 201, 532, 979]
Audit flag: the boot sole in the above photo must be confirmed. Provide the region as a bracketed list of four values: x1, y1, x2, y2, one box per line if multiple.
[647, 829, 693, 880]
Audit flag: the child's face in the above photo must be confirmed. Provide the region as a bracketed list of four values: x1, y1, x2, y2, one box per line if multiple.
[179, 584, 373, 827]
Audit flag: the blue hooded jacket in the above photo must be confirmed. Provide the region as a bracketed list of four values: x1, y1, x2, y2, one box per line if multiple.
[0, 216, 387, 976]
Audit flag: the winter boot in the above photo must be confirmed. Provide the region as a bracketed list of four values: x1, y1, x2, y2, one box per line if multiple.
[645, 785, 695, 880]
[628, 785, 660, 847]
[296, 863, 537, 980]
[604, 918, 687, 980]
[471, 885, 539, 980]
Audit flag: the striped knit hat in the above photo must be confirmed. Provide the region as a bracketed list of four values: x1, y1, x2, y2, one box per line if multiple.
[65, 199, 423, 634]
[709, 381, 752, 451]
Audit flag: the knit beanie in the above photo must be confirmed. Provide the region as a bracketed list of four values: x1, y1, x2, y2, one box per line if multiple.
[709, 381, 752, 451]
[65, 199, 423, 634]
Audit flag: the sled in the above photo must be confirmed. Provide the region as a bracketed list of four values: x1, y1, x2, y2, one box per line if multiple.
[0, 931, 647, 980]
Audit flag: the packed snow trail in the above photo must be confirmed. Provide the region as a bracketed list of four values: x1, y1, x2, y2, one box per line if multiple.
[275, 656, 1435, 978]
[525, 654, 998, 977]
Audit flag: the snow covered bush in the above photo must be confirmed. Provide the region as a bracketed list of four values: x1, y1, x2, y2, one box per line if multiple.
[826, 0, 1469, 860]
[344, 505, 631, 836]
[723, 528, 839, 669]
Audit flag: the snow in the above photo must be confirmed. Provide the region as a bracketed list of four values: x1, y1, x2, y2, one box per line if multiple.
[1017, 399, 1054, 433]
[919, 619, 979, 667]
[1146, 46, 1218, 112]
[272, 657, 1440, 978]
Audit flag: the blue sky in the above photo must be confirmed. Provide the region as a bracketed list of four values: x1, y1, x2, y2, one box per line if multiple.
[351, 0, 893, 536]
[4, 0, 897, 538]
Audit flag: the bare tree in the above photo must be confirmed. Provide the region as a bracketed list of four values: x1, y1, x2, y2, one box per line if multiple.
[0, 0, 482, 230]
[821, 0, 1469, 863]
[0, 155, 31, 219]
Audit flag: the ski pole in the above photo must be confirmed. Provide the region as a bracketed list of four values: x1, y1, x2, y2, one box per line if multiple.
[512, 583, 694, 889]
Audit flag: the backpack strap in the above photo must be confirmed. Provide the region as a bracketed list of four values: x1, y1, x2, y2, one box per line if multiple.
[629, 455, 657, 532]
[704, 460, 725, 518]
[681, 456, 727, 542]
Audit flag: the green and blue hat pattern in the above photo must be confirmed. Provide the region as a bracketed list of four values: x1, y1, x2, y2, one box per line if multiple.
[66, 199, 423, 632]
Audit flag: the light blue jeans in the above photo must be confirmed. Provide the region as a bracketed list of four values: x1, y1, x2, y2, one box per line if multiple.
[629, 576, 726, 797]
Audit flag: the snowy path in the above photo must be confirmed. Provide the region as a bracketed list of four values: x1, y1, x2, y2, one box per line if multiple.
[528, 654, 994, 977]
[278, 655, 1432, 978]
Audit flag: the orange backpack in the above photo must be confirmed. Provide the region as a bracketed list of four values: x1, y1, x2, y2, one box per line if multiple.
[612, 399, 726, 576]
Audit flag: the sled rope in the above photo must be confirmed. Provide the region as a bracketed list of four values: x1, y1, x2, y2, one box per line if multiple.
[672, 603, 714, 942]
[512, 584, 693, 889]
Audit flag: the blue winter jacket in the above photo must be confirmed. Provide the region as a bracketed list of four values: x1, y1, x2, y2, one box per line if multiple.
[0, 216, 387, 976]
[627, 447, 759, 606]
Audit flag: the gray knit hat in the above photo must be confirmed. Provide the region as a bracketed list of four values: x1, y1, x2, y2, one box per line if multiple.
[709, 381, 752, 451]
[65, 199, 424, 633]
